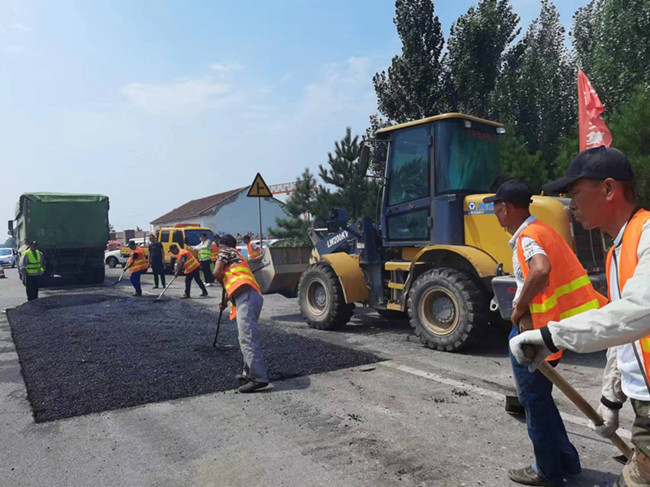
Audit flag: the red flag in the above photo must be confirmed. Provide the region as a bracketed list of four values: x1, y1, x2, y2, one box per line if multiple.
[578, 69, 612, 151]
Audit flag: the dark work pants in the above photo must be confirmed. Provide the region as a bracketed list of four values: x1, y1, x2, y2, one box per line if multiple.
[151, 263, 166, 288]
[509, 326, 581, 484]
[184, 269, 207, 296]
[130, 271, 144, 294]
[26, 275, 39, 301]
[200, 260, 214, 283]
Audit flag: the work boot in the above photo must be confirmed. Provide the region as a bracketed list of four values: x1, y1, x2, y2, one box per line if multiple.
[238, 380, 269, 393]
[235, 373, 251, 381]
[205, 283, 212, 287]
[201, 290, 208, 297]
[132, 292, 142, 297]
[508, 466, 558, 486]
[153, 285, 159, 289]
[180, 294, 190, 299]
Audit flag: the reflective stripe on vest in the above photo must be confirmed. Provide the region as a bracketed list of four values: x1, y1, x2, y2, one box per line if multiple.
[516, 219, 606, 362]
[211, 241, 218, 261]
[23, 249, 44, 275]
[177, 249, 200, 274]
[128, 248, 148, 273]
[223, 250, 261, 318]
[605, 208, 650, 391]
[247, 242, 263, 260]
[198, 241, 211, 261]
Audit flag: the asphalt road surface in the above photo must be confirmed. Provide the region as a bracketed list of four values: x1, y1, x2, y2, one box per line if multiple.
[0, 267, 635, 486]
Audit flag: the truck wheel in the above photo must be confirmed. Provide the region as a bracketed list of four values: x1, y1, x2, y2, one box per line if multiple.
[106, 256, 118, 268]
[298, 264, 354, 330]
[407, 267, 487, 352]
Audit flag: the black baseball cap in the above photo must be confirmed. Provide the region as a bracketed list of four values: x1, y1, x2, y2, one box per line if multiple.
[543, 146, 633, 194]
[220, 234, 237, 248]
[483, 179, 533, 205]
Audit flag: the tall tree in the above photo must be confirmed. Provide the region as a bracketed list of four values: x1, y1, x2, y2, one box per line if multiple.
[493, 0, 574, 162]
[443, 0, 520, 118]
[572, 0, 650, 111]
[319, 127, 380, 222]
[373, 0, 446, 123]
[271, 169, 320, 246]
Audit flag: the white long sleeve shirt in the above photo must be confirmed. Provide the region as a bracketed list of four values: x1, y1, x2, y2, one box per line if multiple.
[547, 220, 650, 401]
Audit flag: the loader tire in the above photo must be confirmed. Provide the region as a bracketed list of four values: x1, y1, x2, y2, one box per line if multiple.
[298, 264, 354, 330]
[407, 267, 487, 352]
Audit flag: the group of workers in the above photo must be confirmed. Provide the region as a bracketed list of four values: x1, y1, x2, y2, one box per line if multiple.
[495, 146, 649, 486]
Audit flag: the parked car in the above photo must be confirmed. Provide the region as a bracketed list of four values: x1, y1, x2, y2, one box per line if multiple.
[0, 248, 17, 267]
[104, 249, 128, 268]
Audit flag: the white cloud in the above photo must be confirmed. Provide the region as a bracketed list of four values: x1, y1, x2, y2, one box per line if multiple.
[121, 77, 231, 113]
[209, 62, 244, 73]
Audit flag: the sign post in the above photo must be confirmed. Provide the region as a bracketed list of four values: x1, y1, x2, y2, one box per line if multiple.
[246, 173, 272, 249]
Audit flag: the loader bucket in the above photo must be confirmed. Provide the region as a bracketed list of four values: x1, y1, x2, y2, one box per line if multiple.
[249, 246, 311, 298]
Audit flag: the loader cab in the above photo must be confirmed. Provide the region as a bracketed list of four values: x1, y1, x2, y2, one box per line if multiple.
[376, 113, 504, 247]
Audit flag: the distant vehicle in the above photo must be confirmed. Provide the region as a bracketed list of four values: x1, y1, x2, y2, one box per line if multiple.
[237, 239, 281, 259]
[104, 249, 128, 268]
[0, 248, 17, 268]
[9, 193, 110, 284]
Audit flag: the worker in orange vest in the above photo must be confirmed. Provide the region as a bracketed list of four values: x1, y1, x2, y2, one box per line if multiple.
[210, 235, 220, 265]
[511, 147, 650, 486]
[169, 244, 208, 299]
[486, 179, 606, 486]
[243, 234, 263, 260]
[125, 241, 148, 297]
[213, 234, 268, 393]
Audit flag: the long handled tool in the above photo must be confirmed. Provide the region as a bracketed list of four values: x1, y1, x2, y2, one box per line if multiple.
[213, 287, 227, 347]
[523, 345, 632, 460]
[112, 264, 129, 286]
[155, 274, 177, 301]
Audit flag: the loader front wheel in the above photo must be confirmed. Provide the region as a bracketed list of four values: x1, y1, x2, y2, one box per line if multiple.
[407, 267, 487, 352]
[298, 264, 354, 330]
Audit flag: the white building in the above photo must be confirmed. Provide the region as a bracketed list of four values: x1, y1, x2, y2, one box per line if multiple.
[150, 187, 287, 238]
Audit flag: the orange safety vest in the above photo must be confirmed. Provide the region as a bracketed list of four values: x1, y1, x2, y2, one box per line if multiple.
[223, 250, 262, 319]
[211, 241, 218, 262]
[177, 249, 200, 274]
[516, 219, 606, 361]
[247, 241, 263, 260]
[127, 248, 148, 273]
[605, 208, 650, 388]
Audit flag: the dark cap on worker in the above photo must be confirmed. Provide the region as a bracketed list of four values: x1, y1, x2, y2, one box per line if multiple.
[29, 240, 37, 246]
[483, 179, 533, 205]
[220, 234, 237, 248]
[543, 146, 633, 194]
[128, 240, 136, 247]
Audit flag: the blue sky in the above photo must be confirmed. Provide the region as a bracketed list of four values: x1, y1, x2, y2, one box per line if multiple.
[0, 0, 589, 232]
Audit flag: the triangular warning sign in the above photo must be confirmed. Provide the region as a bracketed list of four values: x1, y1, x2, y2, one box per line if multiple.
[247, 172, 272, 197]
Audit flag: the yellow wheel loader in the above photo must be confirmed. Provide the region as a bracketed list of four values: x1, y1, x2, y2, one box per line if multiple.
[251, 113, 606, 352]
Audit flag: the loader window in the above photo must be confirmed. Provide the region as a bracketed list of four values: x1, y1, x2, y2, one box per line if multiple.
[386, 208, 429, 241]
[387, 125, 429, 206]
[434, 120, 499, 195]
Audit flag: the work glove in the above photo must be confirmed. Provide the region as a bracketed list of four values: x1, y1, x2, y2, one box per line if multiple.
[509, 329, 553, 372]
[594, 403, 619, 438]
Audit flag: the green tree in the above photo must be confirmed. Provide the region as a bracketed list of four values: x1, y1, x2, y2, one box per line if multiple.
[319, 127, 380, 222]
[365, 114, 391, 177]
[493, 0, 574, 162]
[572, 0, 650, 111]
[498, 133, 546, 193]
[444, 0, 520, 118]
[271, 169, 321, 246]
[373, 0, 446, 123]
[4, 236, 15, 248]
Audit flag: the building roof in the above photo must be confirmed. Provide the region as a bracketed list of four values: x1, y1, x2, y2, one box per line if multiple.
[150, 187, 247, 225]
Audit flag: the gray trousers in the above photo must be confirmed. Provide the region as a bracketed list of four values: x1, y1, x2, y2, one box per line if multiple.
[234, 287, 268, 383]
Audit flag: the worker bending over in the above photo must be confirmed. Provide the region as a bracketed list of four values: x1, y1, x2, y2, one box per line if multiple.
[169, 244, 208, 299]
[486, 179, 605, 487]
[125, 241, 148, 296]
[20, 240, 44, 301]
[243, 234, 262, 261]
[511, 147, 650, 486]
[213, 234, 269, 393]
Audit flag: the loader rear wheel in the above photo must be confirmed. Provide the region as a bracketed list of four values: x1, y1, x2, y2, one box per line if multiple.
[298, 264, 354, 330]
[407, 267, 487, 352]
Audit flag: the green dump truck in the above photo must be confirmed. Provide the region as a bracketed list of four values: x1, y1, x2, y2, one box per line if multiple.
[9, 193, 110, 284]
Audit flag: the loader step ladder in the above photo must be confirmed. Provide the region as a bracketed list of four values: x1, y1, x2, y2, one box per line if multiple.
[385, 261, 411, 311]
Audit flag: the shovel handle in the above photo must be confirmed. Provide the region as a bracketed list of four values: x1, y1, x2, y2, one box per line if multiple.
[523, 345, 633, 459]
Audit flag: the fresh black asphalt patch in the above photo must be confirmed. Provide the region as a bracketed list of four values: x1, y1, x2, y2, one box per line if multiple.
[8, 293, 381, 422]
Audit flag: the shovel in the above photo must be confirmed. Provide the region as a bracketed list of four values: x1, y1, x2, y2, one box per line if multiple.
[154, 274, 177, 301]
[213, 287, 227, 347]
[523, 345, 632, 461]
[112, 265, 129, 286]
